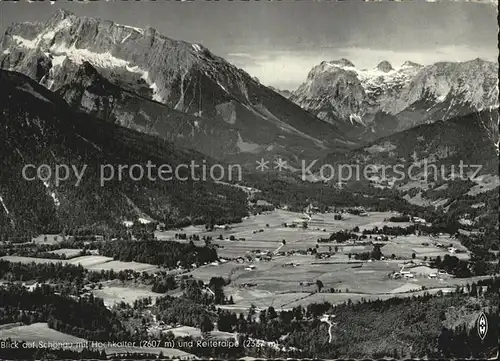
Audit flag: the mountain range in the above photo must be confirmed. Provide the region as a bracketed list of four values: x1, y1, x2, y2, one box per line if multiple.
[290, 58, 499, 142]
[0, 10, 498, 236]
[0, 9, 350, 166]
[2, 10, 497, 158]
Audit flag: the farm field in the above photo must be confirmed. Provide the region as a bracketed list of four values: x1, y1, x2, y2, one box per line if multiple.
[166, 326, 235, 340]
[0, 323, 23, 331]
[225, 287, 312, 310]
[379, 234, 470, 260]
[194, 253, 483, 312]
[181, 210, 476, 311]
[0, 323, 195, 359]
[221, 272, 488, 312]
[31, 234, 66, 245]
[92, 286, 162, 308]
[0, 255, 160, 273]
[218, 285, 464, 313]
[0, 322, 86, 343]
[167, 210, 466, 261]
[156, 225, 204, 241]
[85, 260, 159, 272]
[47, 248, 83, 258]
[280, 286, 462, 309]
[0, 255, 70, 265]
[2, 210, 479, 315]
[172, 211, 407, 258]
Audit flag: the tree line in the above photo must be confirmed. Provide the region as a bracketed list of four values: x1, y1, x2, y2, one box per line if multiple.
[98, 239, 218, 268]
[0, 284, 130, 341]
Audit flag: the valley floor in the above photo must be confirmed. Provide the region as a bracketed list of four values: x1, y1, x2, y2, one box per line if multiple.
[0, 209, 497, 359]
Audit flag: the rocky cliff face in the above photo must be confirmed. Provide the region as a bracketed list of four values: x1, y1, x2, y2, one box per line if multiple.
[291, 58, 499, 142]
[54, 61, 241, 161]
[0, 10, 350, 165]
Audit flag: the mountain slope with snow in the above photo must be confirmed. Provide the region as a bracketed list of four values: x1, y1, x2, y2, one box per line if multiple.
[291, 58, 499, 142]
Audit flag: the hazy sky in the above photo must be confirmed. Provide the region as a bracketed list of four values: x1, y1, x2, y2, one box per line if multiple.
[1, 1, 497, 89]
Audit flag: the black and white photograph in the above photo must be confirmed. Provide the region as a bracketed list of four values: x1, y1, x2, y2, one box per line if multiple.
[0, 0, 498, 359]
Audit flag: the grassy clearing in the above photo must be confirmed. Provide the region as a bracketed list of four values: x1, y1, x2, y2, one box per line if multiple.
[31, 234, 65, 245]
[0, 323, 195, 358]
[0, 255, 160, 273]
[184, 211, 406, 258]
[467, 174, 500, 196]
[86, 260, 159, 272]
[166, 326, 234, 339]
[0, 322, 85, 343]
[225, 287, 311, 310]
[66, 255, 115, 267]
[379, 234, 470, 260]
[183, 209, 477, 310]
[47, 248, 83, 258]
[0, 256, 66, 265]
[91, 286, 162, 308]
[194, 255, 399, 294]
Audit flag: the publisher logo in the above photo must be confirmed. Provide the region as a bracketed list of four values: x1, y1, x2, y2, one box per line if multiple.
[477, 312, 488, 340]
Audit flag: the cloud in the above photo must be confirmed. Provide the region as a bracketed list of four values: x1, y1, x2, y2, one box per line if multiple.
[227, 53, 254, 58]
[226, 52, 276, 68]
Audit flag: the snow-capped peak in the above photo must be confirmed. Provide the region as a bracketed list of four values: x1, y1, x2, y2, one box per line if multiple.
[192, 43, 203, 53]
[401, 60, 423, 69]
[376, 60, 393, 73]
[10, 16, 74, 51]
[291, 57, 499, 141]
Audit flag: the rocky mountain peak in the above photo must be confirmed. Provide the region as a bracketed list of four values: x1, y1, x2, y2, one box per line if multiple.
[46, 8, 75, 27]
[401, 60, 422, 68]
[0, 10, 348, 164]
[51, 9, 75, 20]
[144, 26, 156, 36]
[291, 56, 499, 143]
[376, 60, 393, 72]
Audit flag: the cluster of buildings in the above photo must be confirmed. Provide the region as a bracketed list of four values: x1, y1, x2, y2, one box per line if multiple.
[391, 263, 451, 280]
